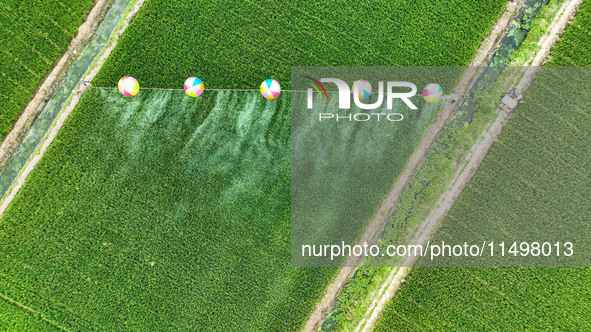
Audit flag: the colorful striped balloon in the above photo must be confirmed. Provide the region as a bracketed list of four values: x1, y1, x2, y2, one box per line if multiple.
[422, 83, 443, 103]
[184, 77, 204, 97]
[118, 76, 140, 97]
[352, 80, 372, 100]
[260, 79, 281, 99]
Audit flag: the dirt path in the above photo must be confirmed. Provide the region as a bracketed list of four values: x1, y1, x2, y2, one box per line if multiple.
[0, 0, 146, 218]
[356, 0, 583, 330]
[301, 3, 520, 331]
[0, 0, 112, 171]
[356, 98, 514, 332]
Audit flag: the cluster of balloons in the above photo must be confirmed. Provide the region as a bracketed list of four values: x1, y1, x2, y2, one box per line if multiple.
[118, 76, 443, 103]
[117, 77, 281, 100]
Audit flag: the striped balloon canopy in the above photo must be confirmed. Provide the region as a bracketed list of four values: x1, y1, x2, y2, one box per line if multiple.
[118, 76, 140, 97]
[260, 79, 281, 99]
[184, 77, 205, 97]
[422, 83, 443, 103]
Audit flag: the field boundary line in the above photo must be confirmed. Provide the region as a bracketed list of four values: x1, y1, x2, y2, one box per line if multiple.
[0, 0, 113, 171]
[0, 292, 67, 331]
[357, 0, 584, 330]
[0, 0, 146, 218]
[301, 2, 520, 331]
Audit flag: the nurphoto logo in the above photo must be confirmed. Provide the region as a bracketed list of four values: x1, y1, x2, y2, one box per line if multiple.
[306, 78, 418, 110]
[305, 77, 443, 122]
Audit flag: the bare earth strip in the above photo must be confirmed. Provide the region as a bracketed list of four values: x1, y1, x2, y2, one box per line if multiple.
[0, 0, 112, 171]
[356, 0, 584, 331]
[301, 2, 520, 331]
[0, 0, 146, 217]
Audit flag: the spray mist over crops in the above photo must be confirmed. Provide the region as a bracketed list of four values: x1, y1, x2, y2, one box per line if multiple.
[0, 88, 438, 329]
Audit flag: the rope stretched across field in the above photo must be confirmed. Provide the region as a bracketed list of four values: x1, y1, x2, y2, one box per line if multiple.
[84, 86, 514, 100]
[90, 86, 304, 92]
[81, 81, 521, 100]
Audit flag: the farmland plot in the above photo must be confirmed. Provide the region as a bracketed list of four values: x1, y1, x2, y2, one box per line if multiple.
[0, 0, 95, 141]
[375, 1, 591, 330]
[0, 0, 507, 330]
[0, 299, 58, 331]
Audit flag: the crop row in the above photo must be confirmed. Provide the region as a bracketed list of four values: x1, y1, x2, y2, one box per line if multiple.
[93, 0, 506, 89]
[547, 0, 591, 66]
[375, 1, 591, 329]
[0, 298, 58, 331]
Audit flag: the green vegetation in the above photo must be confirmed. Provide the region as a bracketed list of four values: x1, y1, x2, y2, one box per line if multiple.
[320, 67, 505, 332]
[430, 68, 590, 267]
[547, 0, 591, 65]
[0, 0, 95, 142]
[0, 90, 324, 330]
[321, 1, 566, 327]
[510, 0, 566, 65]
[374, 2, 591, 330]
[93, 0, 507, 89]
[320, 267, 391, 331]
[0, 299, 58, 331]
[375, 268, 591, 331]
[0, 0, 508, 330]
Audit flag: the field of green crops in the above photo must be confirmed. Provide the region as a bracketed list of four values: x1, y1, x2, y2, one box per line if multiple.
[0, 299, 58, 331]
[0, 0, 95, 142]
[93, 0, 507, 89]
[375, 268, 591, 330]
[374, 2, 591, 330]
[0, 0, 509, 330]
[547, 0, 591, 65]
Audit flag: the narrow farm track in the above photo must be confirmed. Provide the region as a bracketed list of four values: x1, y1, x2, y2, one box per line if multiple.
[0, 0, 146, 218]
[301, 2, 520, 331]
[356, 0, 584, 330]
[0, 0, 112, 171]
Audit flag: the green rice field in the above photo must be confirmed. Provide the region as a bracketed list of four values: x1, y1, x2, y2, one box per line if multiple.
[374, 1, 591, 330]
[0, 299, 58, 331]
[0, 0, 508, 330]
[0, 0, 95, 142]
